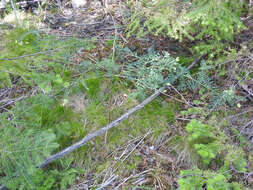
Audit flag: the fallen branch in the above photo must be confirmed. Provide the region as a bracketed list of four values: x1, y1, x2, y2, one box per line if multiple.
[39, 53, 206, 168]
[0, 52, 207, 189]
[39, 86, 167, 168]
[187, 53, 208, 70]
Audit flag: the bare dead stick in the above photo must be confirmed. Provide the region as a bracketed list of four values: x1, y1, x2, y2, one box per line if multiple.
[38, 53, 207, 168]
[39, 86, 167, 168]
[187, 53, 208, 70]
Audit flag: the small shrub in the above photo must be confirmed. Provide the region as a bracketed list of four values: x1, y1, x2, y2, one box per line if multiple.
[127, 0, 247, 57]
[178, 168, 244, 190]
[186, 120, 218, 164]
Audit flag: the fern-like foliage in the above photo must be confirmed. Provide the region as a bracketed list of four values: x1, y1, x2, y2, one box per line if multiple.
[178, 168, 245, 190]
[123, 51, 178, 99]
[122, 51, 242, 109]
[209, 87, 245, 110]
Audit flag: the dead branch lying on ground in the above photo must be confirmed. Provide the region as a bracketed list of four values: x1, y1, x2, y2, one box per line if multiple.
[38, 54, 206, 168]
[0, 54, 206, 190]
[38, 86, 167, 168]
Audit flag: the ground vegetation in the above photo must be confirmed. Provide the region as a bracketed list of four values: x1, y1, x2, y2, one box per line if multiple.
[0, 0, 252, 189]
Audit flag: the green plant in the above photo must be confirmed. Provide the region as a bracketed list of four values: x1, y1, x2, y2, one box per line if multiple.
[6, 94, 85, 146]
[174, 114, 249, 189]
[219, 147, 247, 175]
[0, 126, 59, 189]
[122, 51, 180, 99]
[4, 159, 79, 190]
[0, 93, 85, 189]
[209, 87, 245, 110]
[186, 120, 218, 164]
[127, 0, 247, 57]
[122, 51, 241, 109]
[0, 27, 96, 92]
[178, 168, 245, 190]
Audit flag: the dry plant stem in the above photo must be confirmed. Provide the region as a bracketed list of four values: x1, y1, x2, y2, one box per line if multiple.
[226, 108, 253, 119]
[38, 86, 167, 168]
[10, 0, 20, 26]
[115, 169, 153, 189]
[103, 0, 117, 61]
[168, 84, 191, 106]
[0, 96, 27, 110]
[121, 131, 149, 163]
[99, 133, 149, 186]
[0, 48, 62, 61]
[187, 53, 208, 70]
[96, 174, 118, 190]
[108, 131, 151, 181]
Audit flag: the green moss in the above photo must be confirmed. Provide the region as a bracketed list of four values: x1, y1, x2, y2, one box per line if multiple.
[132, 100, 176, 136]
[85, 76, 102, 99]
[85, 103, 108, 127]
[101, 99, 178, 148]
[5, 94, 86, 149]
[83, 74, 126, 102]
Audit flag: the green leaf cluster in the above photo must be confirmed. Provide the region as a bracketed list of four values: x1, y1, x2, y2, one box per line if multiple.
[122, 51, 242, 109]
[186, 120, 218, 164]
[123, 51, 179, 99]
[178, 168, 245, 190]
[175, 117, 248, 189]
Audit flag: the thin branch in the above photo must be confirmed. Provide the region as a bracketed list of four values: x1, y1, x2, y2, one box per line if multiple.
[38, 53, 207, 168]
[0, 48, 62, 61]
[38, 86, 167, 168]
[168, 84, 191, 106]
[187, 53, 208, 70]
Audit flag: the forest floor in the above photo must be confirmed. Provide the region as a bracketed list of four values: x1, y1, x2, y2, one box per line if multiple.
[0, 1, 253, 190]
